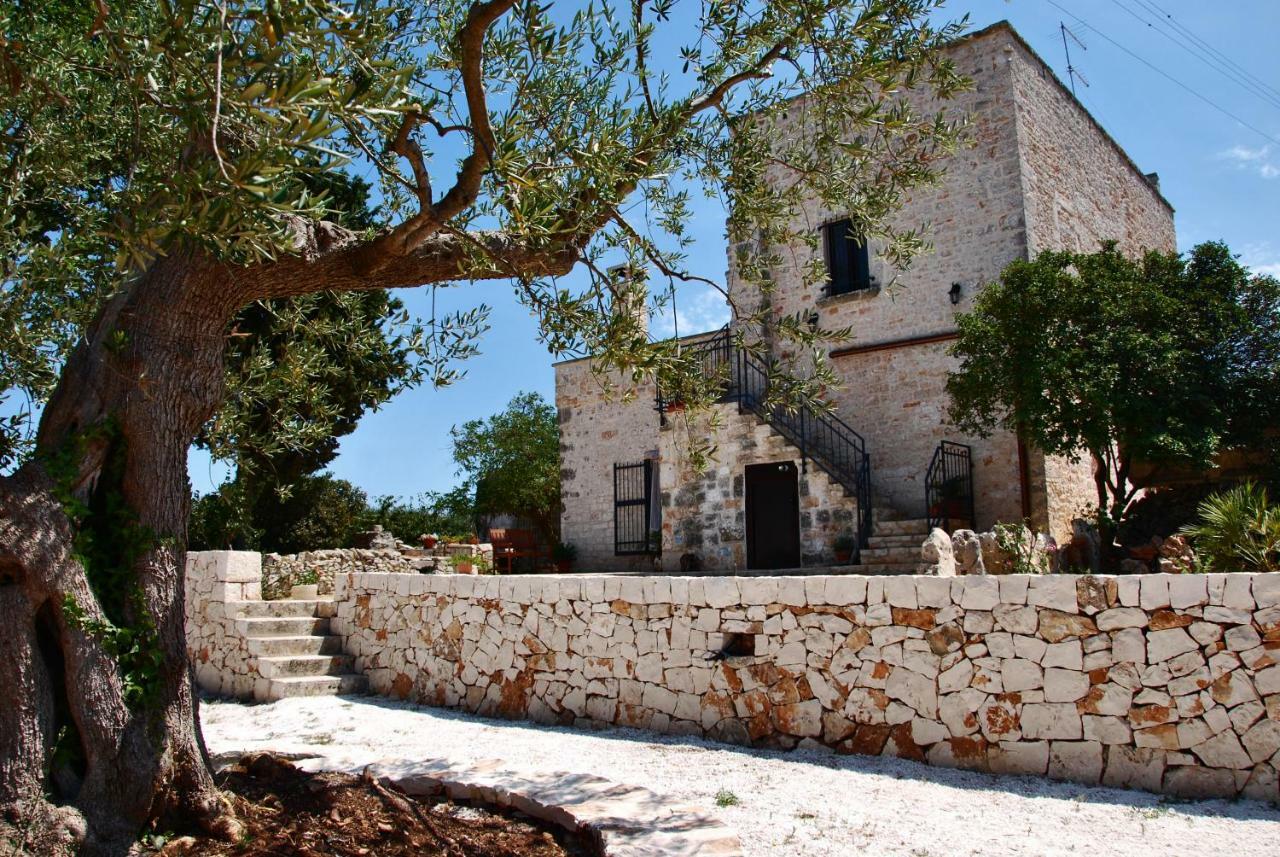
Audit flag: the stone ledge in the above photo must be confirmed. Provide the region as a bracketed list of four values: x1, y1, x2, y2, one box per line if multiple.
[304, 756, 743, 857]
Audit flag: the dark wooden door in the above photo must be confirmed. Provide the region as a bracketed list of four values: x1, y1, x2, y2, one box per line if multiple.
[745, 461, 801, 570]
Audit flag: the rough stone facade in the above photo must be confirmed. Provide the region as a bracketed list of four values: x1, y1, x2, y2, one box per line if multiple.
[658, 403, 855, 570]
[556, 22, 1176, 565]
[185, 551, 265, 699]
[555, 358, 662, 572]
[334, 570, 1280, 804]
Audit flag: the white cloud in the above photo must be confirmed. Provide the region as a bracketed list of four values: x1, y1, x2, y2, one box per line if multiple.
[1218, 143, 1280, 179]
[649, 286, 731, 339]
[1239, 241, 1280, 278]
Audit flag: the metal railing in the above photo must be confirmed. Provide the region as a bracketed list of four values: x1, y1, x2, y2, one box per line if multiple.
[656, 327, 873, 559]
[925, 440, 975, 531]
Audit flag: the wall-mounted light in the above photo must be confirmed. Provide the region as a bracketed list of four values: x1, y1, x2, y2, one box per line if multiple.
[806, 309, 820, 332]
[948, 282, 963, 305]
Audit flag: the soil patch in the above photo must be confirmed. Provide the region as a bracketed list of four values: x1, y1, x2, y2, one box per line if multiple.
[154, 753, 596, 857]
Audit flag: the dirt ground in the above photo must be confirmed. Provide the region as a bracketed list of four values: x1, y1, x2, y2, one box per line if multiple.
[149, 753, 596, 857]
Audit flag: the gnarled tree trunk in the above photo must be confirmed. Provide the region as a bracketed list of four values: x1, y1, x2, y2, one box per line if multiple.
[0, 252, 242, 855]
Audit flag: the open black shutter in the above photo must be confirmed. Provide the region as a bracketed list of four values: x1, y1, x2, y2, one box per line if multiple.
[824, 219, 851, 295]
[851, 234, 871, 291]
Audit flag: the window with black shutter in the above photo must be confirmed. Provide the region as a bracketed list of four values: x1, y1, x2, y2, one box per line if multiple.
[822, 218, 872, 296]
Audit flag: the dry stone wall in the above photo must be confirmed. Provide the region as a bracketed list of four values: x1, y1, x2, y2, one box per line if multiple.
[185, 551, 263, 698]
[333, 570, 1280, 804]
[262, 549, 423, 599]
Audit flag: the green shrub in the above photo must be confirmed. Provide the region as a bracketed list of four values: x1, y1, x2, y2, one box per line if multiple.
[992, 522, 1050, 575]
[1180, 482, 1280, 573]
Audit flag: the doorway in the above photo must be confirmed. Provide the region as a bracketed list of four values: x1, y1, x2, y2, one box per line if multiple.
[745, 461, 801, 570]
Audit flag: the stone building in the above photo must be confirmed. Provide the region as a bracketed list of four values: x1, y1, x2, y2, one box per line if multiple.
[555, 21, 1176, 573]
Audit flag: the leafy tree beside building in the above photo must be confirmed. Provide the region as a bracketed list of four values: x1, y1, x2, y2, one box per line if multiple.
[946, 241, 1280, 544]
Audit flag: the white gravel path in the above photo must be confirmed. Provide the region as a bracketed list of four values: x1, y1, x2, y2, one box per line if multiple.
[201, 695, 1280, 857]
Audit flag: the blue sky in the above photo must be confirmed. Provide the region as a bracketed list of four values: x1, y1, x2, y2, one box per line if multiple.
[190, 0, 1280, 501]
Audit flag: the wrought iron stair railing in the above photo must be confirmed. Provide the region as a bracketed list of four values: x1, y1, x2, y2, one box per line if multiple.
[925, 440, 975, 531]
[656, 327, 873, 559]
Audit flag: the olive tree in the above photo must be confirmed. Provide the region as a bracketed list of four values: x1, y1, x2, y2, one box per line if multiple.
[0, 1, 967, 851]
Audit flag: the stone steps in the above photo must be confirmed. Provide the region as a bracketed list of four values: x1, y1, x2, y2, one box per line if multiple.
[865, 533, 927, 548]
[238, 616, 330, 637]
[257, 653, 356, 679]
[246, 634, 345, 657]
[235, 599, 326, 619]
[235, 599, 366, 701]
[872, 518, 931, 537]
[264, 674, 369, 698]
[857, 547, 921, 563]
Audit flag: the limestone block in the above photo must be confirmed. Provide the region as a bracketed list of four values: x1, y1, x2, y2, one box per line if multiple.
[1203, 605, 1252, 625]
[1027, 576, 1077, 613]
[1255, 574, 1280, 609]
[1139, 575, 1171, 611]
[1043, 640, 1084, 671]
[939, 688, 986, 737]
[989, 741, 1049, 777]
[1020, 703, 1083, 740]
[1146, 628, 1198, 663]
[959, 576, 999, 612]
[886, 667, 938, 719]
[1111, 628, 1146, 665]
[1083, 715, 1131, 745]
[1222, 574, 1254, 610]
[1190, 730, 1253, 769]
[883, 576, 918, 609]
[1242, 719, 1280, 763]
[993, 604, 1038, 635]
[1044, 668, 1089, 702]
[1225, 624, 1262, 652]
[1002, 659, 1044, 692]
[1102, 746, 1165, 792]
[1096, 607, 1148, 631]
[822, 576, 865, 606]
[1048, 741, 1103, 784]
[1167, 575, 1208, 610]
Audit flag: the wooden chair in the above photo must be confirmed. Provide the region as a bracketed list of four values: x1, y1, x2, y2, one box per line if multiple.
[489, 528, 548, 573]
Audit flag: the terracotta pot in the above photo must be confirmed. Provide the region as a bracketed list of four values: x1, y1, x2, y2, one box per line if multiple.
[422, 537, 438, 549]
[455, 561, 476, 575]
[834, 550, 852, 564]
[555, 560, 572, 573]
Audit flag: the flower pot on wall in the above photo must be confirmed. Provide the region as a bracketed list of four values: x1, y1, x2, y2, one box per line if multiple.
[290, 584, 319, 600]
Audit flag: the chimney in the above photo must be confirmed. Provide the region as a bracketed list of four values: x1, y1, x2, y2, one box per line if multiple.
[608, 264, 649, 337]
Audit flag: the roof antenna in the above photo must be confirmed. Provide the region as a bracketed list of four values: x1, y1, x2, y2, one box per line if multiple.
[1059, 22, 1090, 96]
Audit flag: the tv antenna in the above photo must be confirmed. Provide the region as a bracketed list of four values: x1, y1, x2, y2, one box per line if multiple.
[1059, 22, 1090, 95]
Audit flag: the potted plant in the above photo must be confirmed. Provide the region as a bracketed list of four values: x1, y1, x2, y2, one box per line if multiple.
[833, 533, 856, 564]
[450, 551, 477, 574]
[290, 568, 320, 601]
[420, 532, 439, 550]
[551, 542, 578, 573]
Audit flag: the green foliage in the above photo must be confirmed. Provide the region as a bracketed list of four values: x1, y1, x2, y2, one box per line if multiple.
[292, 567, 321, 587]
[550, 541, 577, 562]
[452, 392, 561, 542]
[947, 241, 1280, 526]
[1180, 482, 1280, 573]
[2, 0, 972, 469]
[832, 533, 856, 552]
[191, 473, 370, 554]
[363, 487, 476, 543]
[991, 522, 1050, 575]
[42, 422, 164, 710]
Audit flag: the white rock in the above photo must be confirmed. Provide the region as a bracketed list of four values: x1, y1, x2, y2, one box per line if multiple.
[1020, 703, 1083, 740]
[1002, 659, 1044, 692]
[1190, 729, 1254, 770]
[1095, 607, 1148, 631]
[1044, 668, 1089, 702]
[1146, 627, 1198, 663]
[1027, 576, 1078, 613]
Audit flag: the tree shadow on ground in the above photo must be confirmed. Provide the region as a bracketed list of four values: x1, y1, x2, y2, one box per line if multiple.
[252, 694, 1280, 826]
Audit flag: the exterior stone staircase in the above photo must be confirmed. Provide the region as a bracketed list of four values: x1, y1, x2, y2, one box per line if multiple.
[236, 598, 367, 700]
[837, 507, 930, 575]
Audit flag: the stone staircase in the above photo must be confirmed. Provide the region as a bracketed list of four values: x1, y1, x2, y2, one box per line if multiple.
[839, 508, 931, 575]
[235, 599, 367, 700]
